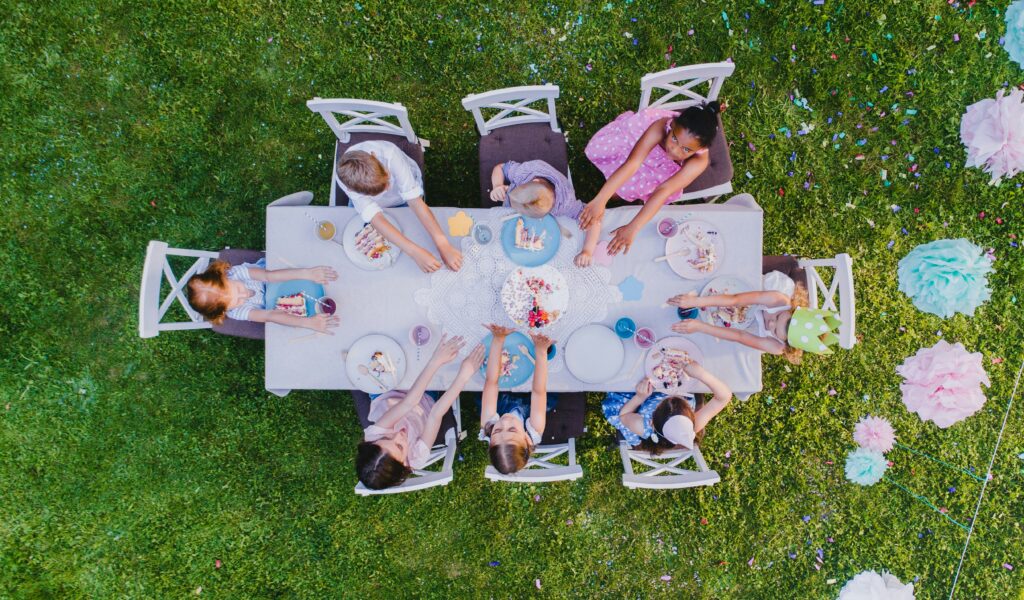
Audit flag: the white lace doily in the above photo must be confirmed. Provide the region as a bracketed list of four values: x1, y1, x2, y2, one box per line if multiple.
[414, 210, 622, 373]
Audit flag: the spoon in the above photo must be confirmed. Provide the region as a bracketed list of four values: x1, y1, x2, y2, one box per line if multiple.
[358, 364, 388, 390]
[517, 345, 536, 365]
[654, 247, 691, 262]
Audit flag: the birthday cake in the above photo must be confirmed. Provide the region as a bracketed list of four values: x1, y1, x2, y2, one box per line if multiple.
[651, 347, 693, 390]
[514, 218, 546, 252]
[710, 305, 750, 328]
[501, 266, 568, 329]
[274, 293, 307, 317]
[354, 223, 392, 261]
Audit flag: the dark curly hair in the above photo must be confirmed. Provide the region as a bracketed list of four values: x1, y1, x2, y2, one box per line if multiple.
[671, 101, 721, 148]
[356, 441, 412, 489]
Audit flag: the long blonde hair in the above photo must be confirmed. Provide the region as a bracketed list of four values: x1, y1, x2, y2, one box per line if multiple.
[781, 282, 810, 364]
[509, 180, 555, 218]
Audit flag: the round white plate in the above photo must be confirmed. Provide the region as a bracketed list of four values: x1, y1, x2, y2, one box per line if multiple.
[564, 324, 625, 384]
[346, 334, 407, 394]
[698, 276, 757, 330]
[644, 336, 705, 394]
[664, 220, 725, 279]
[342, 213, 402, 271]
[500, 265, 568, 329]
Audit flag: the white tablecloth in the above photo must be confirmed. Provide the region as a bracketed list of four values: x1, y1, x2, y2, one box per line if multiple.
[265, 203, 763, 394]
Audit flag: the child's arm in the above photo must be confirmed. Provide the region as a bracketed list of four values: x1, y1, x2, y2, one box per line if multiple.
[420, 344, 485, 448]
[527, 333, 552, 435]
[248, 309, 338, 333]
[369, 211, 442, 273]
[573, 218, 604, 268]
[489, 163, 509, 202]
[618, 378, 655, 437]
[668, 290, 792, 310]
[686, 363, 733, 432]
[606, 153, 709, 256]
[407, 197, 463, 272]
[246, 266, 338, 284]
[672, 320, 786, 355]
[578, 121, 665, 230]
[481, 324, 515, 427]
[374, 334, 465, 430]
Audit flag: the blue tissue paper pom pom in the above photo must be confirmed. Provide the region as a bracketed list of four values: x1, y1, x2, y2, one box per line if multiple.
[897, 239, 992, 318]
[845, 448, 888, 486]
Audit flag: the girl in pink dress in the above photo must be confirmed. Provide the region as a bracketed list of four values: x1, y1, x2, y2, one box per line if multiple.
[580, 102, 722, 255]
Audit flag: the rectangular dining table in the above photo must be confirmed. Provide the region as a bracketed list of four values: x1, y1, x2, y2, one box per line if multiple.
[265, 202, 764, 396]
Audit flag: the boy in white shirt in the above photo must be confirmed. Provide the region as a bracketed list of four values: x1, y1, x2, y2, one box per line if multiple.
[337, 140, 462, 272]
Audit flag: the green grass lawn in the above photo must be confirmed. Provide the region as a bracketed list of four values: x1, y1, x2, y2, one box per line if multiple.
[2, 0, 1023, 597]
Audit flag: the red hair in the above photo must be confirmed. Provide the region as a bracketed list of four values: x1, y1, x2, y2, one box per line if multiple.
[186, 260, 231, 325]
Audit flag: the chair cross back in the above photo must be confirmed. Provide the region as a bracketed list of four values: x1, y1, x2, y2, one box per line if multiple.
[461, 85, 561, 136]
[484, 439, 583, 483]
[798, 253, 857, 349]
[306, 97, 419, 144]
[619, 443, 720, 489]
[139, 241, 218, 338]
[639, 61, 735, 112]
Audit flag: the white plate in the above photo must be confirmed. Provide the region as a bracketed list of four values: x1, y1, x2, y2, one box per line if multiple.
[644, 336, 705, 394]
[564, 324, 624, 384]
[698, 276, 757, 330]
[500, 265, 568, 329]
[342, 213, 402, 270]
[664, 220, 725, 279]
[346, 334, 407, 394]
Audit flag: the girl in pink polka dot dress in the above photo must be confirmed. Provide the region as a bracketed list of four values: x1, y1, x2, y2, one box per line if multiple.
[580, 102, 722, 255]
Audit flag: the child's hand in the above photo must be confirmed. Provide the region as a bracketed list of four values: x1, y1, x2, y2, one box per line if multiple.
[411, 247, 442, 273]
[667, 291, 699, 308]
[305, 266, 339, 284]
[635, 377, 654, 399]
[437, 240, 463, 271]
[308, 314, 340, 333]
[672, 320, 705, 335]
[430, 334, 465, 366]
[574, 250, 593, 268]
[683, 361, 705, 377]
[458, 344, 486, 378]
[484, 323, 516, 338]
[578, 202, 604, 231]
[607, 224, 637, 255]
[490, 185, 509, 203]
[529, 332, 553, 352]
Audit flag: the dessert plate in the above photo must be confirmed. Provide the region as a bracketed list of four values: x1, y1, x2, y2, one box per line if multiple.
[346, 334, 407, 394]
[343, 212, 402, 270]
[500, 214, 560, 267]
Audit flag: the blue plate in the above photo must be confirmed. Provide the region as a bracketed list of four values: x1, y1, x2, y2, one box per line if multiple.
[264, 279, 326, 316]
[480, 331, 535, 388]
[500, 215, 561, 267]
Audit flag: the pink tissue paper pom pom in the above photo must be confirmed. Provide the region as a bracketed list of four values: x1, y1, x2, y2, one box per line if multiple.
[896, 340, 990, 429]
[960, 88, 1024, 184]
[853, 415, 896, 453]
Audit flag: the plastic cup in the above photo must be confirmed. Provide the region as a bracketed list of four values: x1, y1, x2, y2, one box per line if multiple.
[410, 325, 431, 346]
[473, 223, 493, 245]
[634, 327, 656, 349]
[316, 297, 337, 315]
[316, 220, 336, 240]
[657, 217, 678, 238]
[677, 307, 699, 320]
[614, 317, 636, 339]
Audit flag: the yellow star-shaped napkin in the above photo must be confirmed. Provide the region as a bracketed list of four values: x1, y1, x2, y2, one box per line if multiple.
[447, 210, 473, 237]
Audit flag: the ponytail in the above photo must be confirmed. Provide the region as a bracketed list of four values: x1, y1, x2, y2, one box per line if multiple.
[671, 101, 722, 147]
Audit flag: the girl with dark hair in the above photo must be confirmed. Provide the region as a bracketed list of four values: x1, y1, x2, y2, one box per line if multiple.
[356, 335, 484, 490]
[580, 101, 723, 255]
[603, 363, 732, 455]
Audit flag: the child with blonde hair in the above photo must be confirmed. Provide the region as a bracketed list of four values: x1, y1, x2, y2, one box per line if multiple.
[478, 324, 556, 474]
[580, 102, 723, 255]
[186, 259, 339, 333]
[337, 141, 462, 273]
[488, 159, 602, 268]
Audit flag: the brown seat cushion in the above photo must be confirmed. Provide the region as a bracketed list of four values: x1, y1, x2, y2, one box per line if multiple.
[685, 114, 733, 195]
[477, 123, 569, 208]
[333, 134, 426, 206]
[352, 391, 458, 447]
[210, 249, 267, 340]
[762, 255, 807, 290]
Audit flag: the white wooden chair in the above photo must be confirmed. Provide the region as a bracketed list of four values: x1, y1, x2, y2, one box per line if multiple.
[139, 241, 218, 338]
[267, 190, 314, 207]
[354, 397, 466, 495]
[798, 253, 857, 349]
[306, 98, 429, 206]
[461, 85, 571, 206]
[484, 439, 584, 483]
[619, 442, 720, 489]
[638, 62, 736, 202]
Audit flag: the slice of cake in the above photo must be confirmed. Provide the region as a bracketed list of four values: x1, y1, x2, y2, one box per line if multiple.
[274, 293, 307, 317]
[514, 218, 546, 252]
[355, 224, 392, 260]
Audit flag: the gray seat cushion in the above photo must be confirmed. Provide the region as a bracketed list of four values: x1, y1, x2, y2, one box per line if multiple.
[477, 123, 569, 207]
[210, 248, 267, 340]
[333, 133, 426, 206]
[685, 115, 733, 196]
[352, 390, 458, 447]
